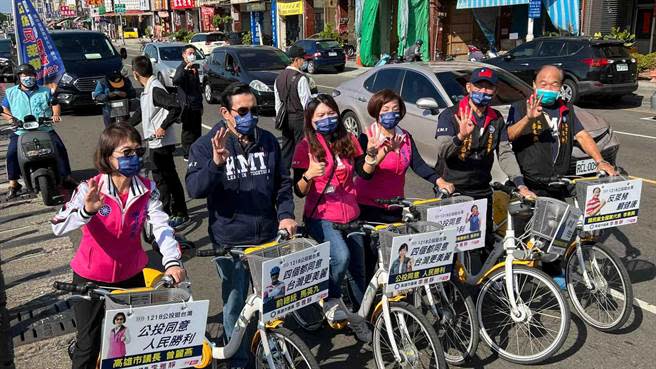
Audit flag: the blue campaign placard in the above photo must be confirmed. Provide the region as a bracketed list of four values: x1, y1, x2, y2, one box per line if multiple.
[528, 0, 542, 19]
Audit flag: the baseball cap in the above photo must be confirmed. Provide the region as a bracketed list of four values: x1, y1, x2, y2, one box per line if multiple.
[470, 67, 498, 85]
[271, 266, 281, 276]
[286, 46, 305, 59]
[108, 71, 125, 88]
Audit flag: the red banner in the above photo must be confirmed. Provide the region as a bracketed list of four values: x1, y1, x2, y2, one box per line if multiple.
[171, 0, 195, 9]
[59, 6, 76, 17]
[201, 7, 215, 32]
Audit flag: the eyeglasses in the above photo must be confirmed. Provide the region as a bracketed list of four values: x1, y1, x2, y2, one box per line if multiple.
[113, 147, 146, 158]
[231, 106, 259, 116]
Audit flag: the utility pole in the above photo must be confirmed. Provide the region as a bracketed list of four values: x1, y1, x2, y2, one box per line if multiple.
[11, 0, 23, 63]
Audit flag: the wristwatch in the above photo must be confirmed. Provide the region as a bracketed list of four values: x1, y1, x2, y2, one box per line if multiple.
[301, 174, 311, 183]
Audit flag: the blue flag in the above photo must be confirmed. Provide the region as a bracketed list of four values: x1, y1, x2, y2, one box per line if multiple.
[13, 0, 66, 84]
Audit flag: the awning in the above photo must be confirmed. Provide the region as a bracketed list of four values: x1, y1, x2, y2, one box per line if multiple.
[456, 0, 529, 8]
[543, 0, 579, 35]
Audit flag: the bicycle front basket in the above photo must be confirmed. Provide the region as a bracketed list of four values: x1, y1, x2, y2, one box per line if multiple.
[245, 238, 317, 295]
[528, 197, 581, 252]
[377, 221, 444, 270]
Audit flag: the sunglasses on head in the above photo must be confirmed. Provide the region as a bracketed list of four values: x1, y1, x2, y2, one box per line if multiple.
[231, 106, 259, 116]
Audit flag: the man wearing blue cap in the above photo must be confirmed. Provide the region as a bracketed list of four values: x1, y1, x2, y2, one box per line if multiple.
[434, 67, 535, 251]
[263, 266, 286, 304]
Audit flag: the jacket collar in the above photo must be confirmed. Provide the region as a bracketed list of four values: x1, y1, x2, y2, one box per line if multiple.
[459, 96, 498, 129]
[99, 174, 149, 207]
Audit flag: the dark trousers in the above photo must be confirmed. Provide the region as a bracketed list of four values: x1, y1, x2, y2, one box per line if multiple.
[7, 131, 72, 181]
[359, 204, 403, 283]
[180, 109, 203, 158]
[149, 145, 188, 217]
[280, 115, 305, 171]
[71, 272, 145, 369]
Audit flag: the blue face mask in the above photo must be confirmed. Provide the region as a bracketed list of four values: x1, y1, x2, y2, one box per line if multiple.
[470, 91, 493, 106]
[20, 76, 36, 88]
[117, 155, 142, 177]
[536, 89, 560, 106]
[379, 111, 401, 129]
[234, 111, 259, 135]
[315, 115, 339, 135]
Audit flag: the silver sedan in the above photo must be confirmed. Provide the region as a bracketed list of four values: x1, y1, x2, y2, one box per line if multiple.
[142, 42, 206, 88]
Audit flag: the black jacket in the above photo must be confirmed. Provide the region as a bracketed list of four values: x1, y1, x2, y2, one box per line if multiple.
[127, 85, 181, 130]
[173, 62, 203, 112]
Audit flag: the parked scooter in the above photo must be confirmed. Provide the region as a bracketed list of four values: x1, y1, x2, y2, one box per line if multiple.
[12, 115, 62, 206]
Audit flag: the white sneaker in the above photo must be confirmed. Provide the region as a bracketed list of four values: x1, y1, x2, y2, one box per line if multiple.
[323, 298, 348, 322]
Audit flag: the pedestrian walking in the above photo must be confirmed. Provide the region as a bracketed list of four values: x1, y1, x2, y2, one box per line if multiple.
[173, 45, 204, 161]
[186, 82, 296, 369]
[274, 45, 312, 169]
[127, 56, 190, 229]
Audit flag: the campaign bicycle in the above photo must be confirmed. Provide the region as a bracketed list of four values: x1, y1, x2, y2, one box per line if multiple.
[384, 190, 571, 365]
[195, 230, 320, 369]
[492, 172, 635, 332]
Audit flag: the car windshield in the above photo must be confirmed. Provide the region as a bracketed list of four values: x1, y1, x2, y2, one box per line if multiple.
[51, 33, 117, 61]
[317, 41, 340, 50]
[159, 46, 204, 61]
[597, 45, 630, 58]
[239, 49, 290, 71]
[207, 33, 227, 42]
[435, 69, 530, 105]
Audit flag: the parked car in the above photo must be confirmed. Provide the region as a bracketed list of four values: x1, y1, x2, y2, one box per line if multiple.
[202, 45, 317, 113]
[484, 37, 638, 103]
[0, 38, 16, 82]
[290, 38, 346, 74]
[50, 30, 127, 109]
[142, 42, 206, 88]
[123, 27, 139, 39]
[332, 62, 618, 173]
[190, 32, 228, 56]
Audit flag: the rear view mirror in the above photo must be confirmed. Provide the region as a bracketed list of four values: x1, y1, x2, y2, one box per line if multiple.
[120, 48, 128, 59]
[417, 97, 440, 115]
[150, 58, 157, 64]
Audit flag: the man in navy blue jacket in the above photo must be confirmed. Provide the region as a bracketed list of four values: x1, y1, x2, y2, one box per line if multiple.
[186, 82, 296, 369]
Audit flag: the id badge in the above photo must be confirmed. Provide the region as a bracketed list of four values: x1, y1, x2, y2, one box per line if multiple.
[325, 185, 336, 194]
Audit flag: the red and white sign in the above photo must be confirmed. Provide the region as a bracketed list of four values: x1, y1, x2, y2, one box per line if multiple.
[201, 7, 215, 31]
[172, 0, 195, 9]
[60, 6, 76, 17]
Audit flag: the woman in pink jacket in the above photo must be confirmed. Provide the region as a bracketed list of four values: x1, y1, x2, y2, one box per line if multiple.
[52, 124, 185, 369]
[292, 94, 377, 326]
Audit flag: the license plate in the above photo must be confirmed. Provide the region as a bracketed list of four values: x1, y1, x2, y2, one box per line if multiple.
[616, 63, 628, 72]
[329, 52, 337, 56]
[576, 158, 597, 175]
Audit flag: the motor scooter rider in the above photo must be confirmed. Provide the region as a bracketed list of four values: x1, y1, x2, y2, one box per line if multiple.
[403, 40, 423, 62]
[92, 71, 136, 127]
[1, 63, 77, 199]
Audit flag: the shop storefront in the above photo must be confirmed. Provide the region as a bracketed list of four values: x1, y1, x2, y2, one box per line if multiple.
[197, 0, 233, 32]
[152, 0, 172, 39]
[172, 0, 200, 32]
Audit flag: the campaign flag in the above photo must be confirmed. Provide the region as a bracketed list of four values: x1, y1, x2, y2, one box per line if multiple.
[13, 0, 66, 84]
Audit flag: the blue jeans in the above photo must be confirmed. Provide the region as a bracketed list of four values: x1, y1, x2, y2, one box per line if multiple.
[306, 218, 366, 304]
[214, 252, 250, 368]
[7, 131, 72, 181]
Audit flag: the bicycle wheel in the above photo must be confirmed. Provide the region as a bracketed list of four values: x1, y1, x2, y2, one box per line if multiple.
[255, 327, 319, 369]
[414, 280, 479, 366]
[566, 242, 633, 332]
[288, 303, 324, 332]
[372, 301, 447, 369]
[477, 265, 570, 364]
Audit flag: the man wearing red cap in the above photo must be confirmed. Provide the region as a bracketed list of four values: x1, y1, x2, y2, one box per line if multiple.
[434, 67, 535, 251]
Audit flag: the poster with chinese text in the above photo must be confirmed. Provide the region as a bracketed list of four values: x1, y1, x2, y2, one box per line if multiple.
[261, 242, 330, 322]
[100, 300, 209, 369]
[581, 179, 642, 231]
[385, 228, 457, 294]
[426, 199, 487, 251]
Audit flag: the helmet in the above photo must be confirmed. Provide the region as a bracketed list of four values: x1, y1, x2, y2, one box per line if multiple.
[16, 63, 37, 77]
[415, 39, 423, 46]
[270, 266, 281, 276]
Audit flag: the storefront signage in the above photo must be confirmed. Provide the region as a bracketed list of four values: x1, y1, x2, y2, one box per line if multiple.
[59, 5, 76, 16]
[277, 1, 303, 17]
[114, 3, 126, 13]
[246, 3, 266, 12]
[172, 0, 196, 9]
[528, 0, 541, 18]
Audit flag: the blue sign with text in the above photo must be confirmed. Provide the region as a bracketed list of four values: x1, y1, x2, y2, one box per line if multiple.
[528, 0, 542, 19]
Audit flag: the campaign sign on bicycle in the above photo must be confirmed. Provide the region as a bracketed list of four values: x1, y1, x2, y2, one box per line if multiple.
[425, 199, 487, 251]
[577, 178, 642, 231]
[385, 228, 457, 294]
[261, 242, 330, 322]
[99, 300, 209, 369]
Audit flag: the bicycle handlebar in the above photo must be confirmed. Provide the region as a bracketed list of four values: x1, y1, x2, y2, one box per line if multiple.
[53, 281, 96, 294]
[196, 230, 291, 258]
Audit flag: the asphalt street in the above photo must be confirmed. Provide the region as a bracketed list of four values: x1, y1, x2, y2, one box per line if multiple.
[24, 45, 656, 368]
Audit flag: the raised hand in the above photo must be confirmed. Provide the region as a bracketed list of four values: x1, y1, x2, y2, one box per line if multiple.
[84, 178, 105, 214]
[305, 153, 326, 180]
[526, 92, 543, 120]
[367, 125, 389, 162]
[455, 104, 474, 141]
[211, 127, 230, 166]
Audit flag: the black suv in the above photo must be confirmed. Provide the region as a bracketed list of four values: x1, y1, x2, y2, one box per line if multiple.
[0, 38, 16, 82]
[484, 37, 638, 103]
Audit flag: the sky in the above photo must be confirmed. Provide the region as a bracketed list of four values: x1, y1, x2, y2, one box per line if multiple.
[0, 1, 11, 14]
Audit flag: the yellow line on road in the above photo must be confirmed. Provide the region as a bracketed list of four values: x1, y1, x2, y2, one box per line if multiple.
[630, 176, 656, 185]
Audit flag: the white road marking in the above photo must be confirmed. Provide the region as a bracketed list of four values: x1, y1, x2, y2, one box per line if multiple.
[202, 124, 213, 130]
[316, 84, 334, 90]
[615, 130, 656, 140]
[610, 289, 656, 315]
[639, 117, 656, 121]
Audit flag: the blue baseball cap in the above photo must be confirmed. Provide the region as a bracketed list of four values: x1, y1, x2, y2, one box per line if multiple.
[470, 67, 498, 85]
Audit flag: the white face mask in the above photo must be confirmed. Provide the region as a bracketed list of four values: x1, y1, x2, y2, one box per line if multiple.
[186, 54, 196, 63]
